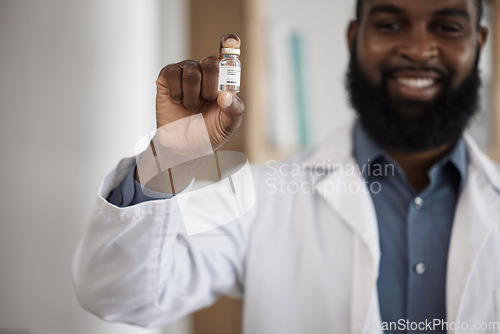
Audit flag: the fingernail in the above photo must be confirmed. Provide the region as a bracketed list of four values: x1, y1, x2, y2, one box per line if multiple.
[224, 38, 239, 48]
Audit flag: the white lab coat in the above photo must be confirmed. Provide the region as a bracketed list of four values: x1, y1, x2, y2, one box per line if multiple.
[73, 120, 500, 334]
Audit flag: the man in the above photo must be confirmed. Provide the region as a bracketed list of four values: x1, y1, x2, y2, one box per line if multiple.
[73, 0, 500, 333]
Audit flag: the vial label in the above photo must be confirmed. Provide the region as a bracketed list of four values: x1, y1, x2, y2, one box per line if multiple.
[218, 66, 241, 89]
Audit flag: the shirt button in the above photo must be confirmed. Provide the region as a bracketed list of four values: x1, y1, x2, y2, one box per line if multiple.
[414, 197, 424, 210]
[415, 263, 426, 275]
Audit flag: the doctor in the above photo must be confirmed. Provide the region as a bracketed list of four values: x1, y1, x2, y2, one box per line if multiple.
[73, 0, 500, 333]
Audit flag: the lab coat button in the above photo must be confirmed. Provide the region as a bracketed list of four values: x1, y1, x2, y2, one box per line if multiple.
[415, 263, 426, 275]
[414, 197, 423, 209]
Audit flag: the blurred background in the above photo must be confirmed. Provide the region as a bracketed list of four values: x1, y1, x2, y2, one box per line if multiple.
[0, 1, 498, 334]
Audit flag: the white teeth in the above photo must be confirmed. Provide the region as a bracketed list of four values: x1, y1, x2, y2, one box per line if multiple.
[396, 78, 435, 89]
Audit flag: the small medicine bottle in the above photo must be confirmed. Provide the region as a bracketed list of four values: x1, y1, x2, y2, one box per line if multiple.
[218, 47, 241, 93]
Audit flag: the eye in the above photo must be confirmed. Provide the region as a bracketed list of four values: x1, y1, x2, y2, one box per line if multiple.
[433, 23, 464, 35]
[439, 25, 460, 32]
[376, 22, 403, 31]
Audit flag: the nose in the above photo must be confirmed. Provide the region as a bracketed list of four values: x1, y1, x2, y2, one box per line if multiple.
[396, 27, 439, 63]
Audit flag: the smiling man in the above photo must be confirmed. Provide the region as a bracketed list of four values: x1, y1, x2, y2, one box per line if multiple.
[73, 1, 500, 334]
[348, 0, 487, 183]
[346, 1, 490, 333]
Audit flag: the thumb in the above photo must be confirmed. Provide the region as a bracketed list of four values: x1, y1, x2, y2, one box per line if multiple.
[217, 91, 244, 132]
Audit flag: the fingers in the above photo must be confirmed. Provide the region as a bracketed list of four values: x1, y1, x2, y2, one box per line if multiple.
[163, 64, 183, 103]
[157, 33, 241, 110]
[219, 34, 241, 59]
[181, 60, 201, 109]
[200, 56, 219, 100]
[159, 56, 220, 110]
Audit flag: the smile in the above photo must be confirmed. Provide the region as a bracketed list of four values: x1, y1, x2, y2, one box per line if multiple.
[395, 77, 437, 89]
[388, 71, 443, 101]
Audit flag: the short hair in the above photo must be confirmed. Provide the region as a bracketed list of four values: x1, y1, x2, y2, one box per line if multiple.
[355, 0, 484, 27]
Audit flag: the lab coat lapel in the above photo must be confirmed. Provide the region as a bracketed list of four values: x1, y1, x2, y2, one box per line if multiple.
[446, 135, 500, 324]
[315, 158, 380, 262]
[316, 159, 381, 334]
[310, 120, 381, 334]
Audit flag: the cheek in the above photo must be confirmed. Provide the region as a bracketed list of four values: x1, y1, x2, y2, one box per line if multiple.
[442, 43, 477, 89]
[356, 34, 391, 85]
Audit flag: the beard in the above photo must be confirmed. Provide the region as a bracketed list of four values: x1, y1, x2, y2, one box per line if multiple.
[346, 46, 482, 153]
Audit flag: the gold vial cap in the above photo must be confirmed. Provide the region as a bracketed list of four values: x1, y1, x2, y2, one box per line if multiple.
[221, 48, 241, 55]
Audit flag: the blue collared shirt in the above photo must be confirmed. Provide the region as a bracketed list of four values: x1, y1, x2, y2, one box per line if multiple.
[106, 164, 173, 207]
[354, 122, 467, 333]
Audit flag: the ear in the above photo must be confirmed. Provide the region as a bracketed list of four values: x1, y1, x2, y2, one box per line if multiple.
[347, 20, 358, 54]
[477, 26, 489, 51]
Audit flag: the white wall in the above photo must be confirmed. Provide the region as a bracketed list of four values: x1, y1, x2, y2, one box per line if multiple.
[0, 1, 190, 334]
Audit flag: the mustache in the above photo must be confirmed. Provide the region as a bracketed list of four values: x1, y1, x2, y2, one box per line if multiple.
[382, 66, 450, 81]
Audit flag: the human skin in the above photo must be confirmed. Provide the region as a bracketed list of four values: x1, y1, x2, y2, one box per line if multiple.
[135, 35, 244, 189]
[155, 34, 244, 150]
[347, 0, 488, 191]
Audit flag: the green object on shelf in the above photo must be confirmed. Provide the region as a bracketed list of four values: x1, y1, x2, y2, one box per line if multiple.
[290, 32, 310, 147]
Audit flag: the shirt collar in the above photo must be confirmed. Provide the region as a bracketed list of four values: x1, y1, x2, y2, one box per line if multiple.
[353, 121, 388, 179]
[440, 135, 468, 190]
[353, 120, 468, 186]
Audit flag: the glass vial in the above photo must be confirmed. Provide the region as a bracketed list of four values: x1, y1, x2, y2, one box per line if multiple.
[218, 47, 241, 93]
